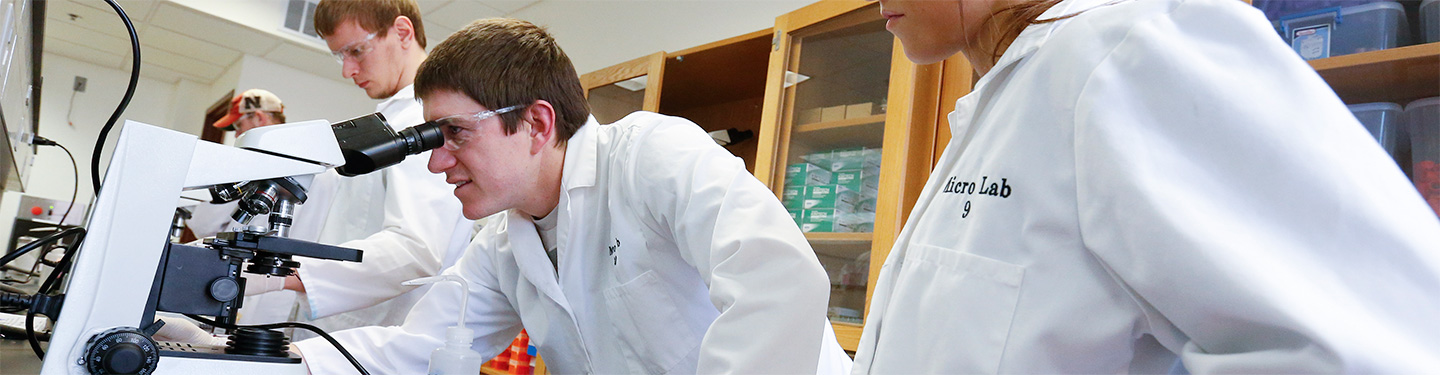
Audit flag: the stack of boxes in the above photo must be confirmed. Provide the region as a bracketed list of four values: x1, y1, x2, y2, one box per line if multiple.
[782, 147, 881, 233]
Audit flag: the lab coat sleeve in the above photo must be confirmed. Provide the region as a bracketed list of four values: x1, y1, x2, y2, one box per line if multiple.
[297, 151, 466, 318]
[1071, 0, 1440, 372]
[296, 233, 523, 375]
[627, 115, 830, 374]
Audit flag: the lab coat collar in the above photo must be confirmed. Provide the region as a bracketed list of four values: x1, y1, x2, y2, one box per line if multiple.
[505, 210, 568, 302]
[559, 116, 601, 192]
[984, 0, 1123, 87]
[953, 0, 1122, 137]
[377, 84, 416, 115]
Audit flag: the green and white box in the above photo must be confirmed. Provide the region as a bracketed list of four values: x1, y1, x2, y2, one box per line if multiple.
[782, 185, 804, 209]
[834, 168, 881, 193]
[785, 163, 833, 186]
[788, 208, 803, 226]
[835, 212, 876, 233]
[801, 209, 837, 233]
[829, 148, 882, 171]
[802, 184, 860, 211]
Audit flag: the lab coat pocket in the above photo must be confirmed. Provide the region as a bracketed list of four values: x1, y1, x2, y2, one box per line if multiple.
[603, 270, 701, 374]
[872, 244, 1024, 374]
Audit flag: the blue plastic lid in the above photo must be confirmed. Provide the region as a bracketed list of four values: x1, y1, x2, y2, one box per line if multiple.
[1406, 97, 1440, 111]
[1347, 102, 1403, 113]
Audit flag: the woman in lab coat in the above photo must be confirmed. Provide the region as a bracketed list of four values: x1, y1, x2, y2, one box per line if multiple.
[297, 18, 852, 374]
[854, 0, 1440, 372]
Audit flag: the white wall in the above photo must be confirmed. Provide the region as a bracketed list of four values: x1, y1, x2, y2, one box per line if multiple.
[27, 53, 178, 204]
[234, 54, 378, 126]
[24, 51, 373, 208]
[511, 0, 811, 73]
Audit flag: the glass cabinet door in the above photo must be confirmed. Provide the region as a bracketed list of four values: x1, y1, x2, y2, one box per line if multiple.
[756, 1, 953, 351]
[580, 52, 665, 124]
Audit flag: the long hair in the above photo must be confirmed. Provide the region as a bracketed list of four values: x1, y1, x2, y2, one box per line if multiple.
[986, 0, 1088, 63]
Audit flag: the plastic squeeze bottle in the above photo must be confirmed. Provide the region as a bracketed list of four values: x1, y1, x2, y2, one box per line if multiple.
[403, 275, 485, 375]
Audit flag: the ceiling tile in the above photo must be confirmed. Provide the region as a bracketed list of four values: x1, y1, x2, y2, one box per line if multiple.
[69, 0, 159, 22]
[127, 47, 225, 82]
[46, 0, 148, 39]
[426, 1, 504, 30]
[478, 0, 538, 14]
[141, 27, 242, 68]
[149, 2, 280, 57]
[263, 42, 350, 85]
[46, 22, 133, 57]
[416, 0, 454, 14]
[44, 37, 124, 68]
[139, 61, 212, 84]
[424, 23, 457, 45]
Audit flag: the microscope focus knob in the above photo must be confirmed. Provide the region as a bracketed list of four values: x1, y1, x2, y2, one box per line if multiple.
[84, 327, 159, 374]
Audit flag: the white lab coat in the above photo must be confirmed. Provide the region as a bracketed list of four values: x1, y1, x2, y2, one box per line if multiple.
[853, 0, 1440, 373]
[298, 112, 852, 374]
[286, 85, 474, 332]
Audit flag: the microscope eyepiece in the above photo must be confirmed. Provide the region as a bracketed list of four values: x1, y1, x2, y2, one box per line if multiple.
[331, 113, 445, 176]
[398, 121, 444, 155]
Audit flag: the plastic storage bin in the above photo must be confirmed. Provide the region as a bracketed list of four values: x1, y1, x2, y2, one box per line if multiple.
[1347, 102, 1405, 157]
[1277, 1, 1410, 60]
[1423, 0, 1440, 43]
[1253, 0, 1376, 20]
[1407, 97, 1440, 216]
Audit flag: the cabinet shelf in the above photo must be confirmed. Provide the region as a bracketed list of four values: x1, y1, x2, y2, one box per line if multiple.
[795, 114, 886, 133]
[805, 232, 872, 244]
[792, 115, 887, 151]
[832, 321, 863, 352]
[1310, 42, 1440, 104]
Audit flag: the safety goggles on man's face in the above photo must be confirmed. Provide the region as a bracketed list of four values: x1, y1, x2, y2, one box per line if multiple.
[331, 33, 378, 65]
[433, 105, 524, 151]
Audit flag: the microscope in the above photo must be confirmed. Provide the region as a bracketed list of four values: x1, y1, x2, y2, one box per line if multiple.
[35, 113, 442, 374]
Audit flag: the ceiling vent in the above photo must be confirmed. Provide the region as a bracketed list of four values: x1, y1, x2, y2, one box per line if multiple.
[283, 0, 321, 39]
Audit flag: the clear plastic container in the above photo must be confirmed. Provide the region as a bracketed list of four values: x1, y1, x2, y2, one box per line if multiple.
[1253, 0, 1378, 21]
[1277, 1, 1410, 60]
[1407, 97, 1440, 217]
[1423, 0, 1440, 43]
[1347, 102, 1405, 157]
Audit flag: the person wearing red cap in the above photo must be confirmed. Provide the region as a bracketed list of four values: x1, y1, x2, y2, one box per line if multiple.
[210, 88, 287, 135]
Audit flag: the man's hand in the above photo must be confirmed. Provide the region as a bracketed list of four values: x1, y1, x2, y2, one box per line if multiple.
[152, 317, 228, 347]
[243, 273, 289, 296]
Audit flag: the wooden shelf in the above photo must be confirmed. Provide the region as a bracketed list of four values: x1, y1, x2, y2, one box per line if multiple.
[832, 321, 863, 352]
[795, 114, 886, 132]
[1310, 42, 1440, 105]
[808, 232, 871, 261]
[791, 115, 887, 152]
[805, 232, 871, 244]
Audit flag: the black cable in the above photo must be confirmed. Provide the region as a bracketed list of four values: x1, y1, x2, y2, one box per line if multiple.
[89, 0, 141, 193]
[0, 227, 83, 268]
[53, 143, 79, 227]
[185, 314, 372, 375]
[28, 229, 84, 359]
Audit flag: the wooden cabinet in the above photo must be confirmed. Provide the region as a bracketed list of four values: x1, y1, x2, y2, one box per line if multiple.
[581, 31, 773, 172]
[581, 52, 665, 125]
[752, 1, 968, 352]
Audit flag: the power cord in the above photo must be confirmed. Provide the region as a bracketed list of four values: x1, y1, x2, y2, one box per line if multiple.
[184, 314, 372, 375]
[89, 0, 140, 193]
[32, 135, 79, 227]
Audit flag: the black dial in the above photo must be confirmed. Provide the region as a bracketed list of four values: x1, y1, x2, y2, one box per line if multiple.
[84, 327, 159, 374]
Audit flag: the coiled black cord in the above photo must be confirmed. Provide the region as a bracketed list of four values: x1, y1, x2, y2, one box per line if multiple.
[185, 314, 372, 375]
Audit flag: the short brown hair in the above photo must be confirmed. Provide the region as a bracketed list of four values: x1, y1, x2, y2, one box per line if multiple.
[315, 0, 426, 48]
[416, 18, 589, 145]
[266, 111, 286, 124]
